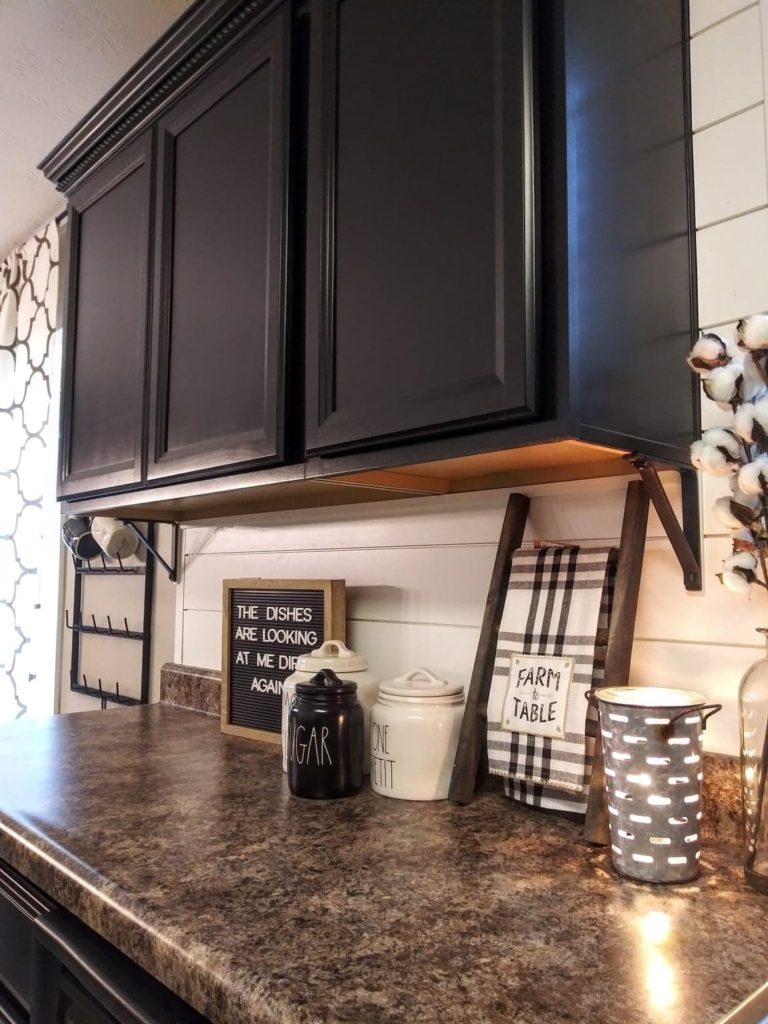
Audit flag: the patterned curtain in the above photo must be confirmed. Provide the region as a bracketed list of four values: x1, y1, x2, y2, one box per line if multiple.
[0, 222, 59, 719]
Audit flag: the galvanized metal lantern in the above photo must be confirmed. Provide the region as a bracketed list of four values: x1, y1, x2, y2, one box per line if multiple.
[590, 687, 721, 884]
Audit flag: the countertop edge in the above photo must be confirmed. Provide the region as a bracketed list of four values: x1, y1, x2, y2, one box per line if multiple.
[0, 769, 281, 1022]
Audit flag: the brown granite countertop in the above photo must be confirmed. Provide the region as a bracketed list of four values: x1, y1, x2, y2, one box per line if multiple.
[0, 704, 764, 1024]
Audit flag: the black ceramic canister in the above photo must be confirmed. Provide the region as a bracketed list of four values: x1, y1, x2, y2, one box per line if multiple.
[287, 669, 363, 799]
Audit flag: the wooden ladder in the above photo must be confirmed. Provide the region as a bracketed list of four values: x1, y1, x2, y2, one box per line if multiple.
[447, 465, 696, 845]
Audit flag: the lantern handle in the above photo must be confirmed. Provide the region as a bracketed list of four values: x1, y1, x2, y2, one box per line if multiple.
[665, 703, 722, 733]
[584, 692, 722, 732]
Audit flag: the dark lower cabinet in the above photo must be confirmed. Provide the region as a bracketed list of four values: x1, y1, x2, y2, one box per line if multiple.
[32, 910, 208, 1024]
[305, 0, 539, 455]
[0, 862, 50, 1023]
[0, 860, 207, 1024]
[60, 133, 153, 498]
[147, 6, 291, 482]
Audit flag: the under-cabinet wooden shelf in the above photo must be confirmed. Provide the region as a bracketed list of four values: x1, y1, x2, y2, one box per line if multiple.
[60, 439, 635, 523]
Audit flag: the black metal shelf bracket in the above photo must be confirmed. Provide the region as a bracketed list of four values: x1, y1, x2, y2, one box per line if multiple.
[124, 521, 180, 583]
[631, 456, 702, 592]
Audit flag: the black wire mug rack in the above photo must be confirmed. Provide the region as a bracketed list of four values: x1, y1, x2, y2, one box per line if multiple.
[65, 610, 145, 641]
[66, 522, 180, 708]
[69, 676, 143, 710]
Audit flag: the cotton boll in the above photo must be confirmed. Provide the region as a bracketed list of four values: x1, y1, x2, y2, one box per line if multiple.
[735, 398, 768, 444]
[737, 455, 768, 494]
[741, 358, 768, 401]
[738, 462, 763, 494]
[701, 428, 741, 460]
[701, 448, 739, 475]
[749, 397, 768, 447]
[724, 551, 759, 574]
[737, 314, 768, 351]
[687, 333, 730, 373]
[702, 363, 744, 404]
[715, 497, 750, 529]
[690, 428, 742, 476]
[730, 490, 761, 525]
[690, 440, 707, 471]
[729, 476, 762, 504]
[734, 404, 756, 442]
[691, 437, 739, 476]
[720, 569, 753, 594]
[690, 440, 734, 476]
[715, 497, 745, 528]
[720, 550, 760, 595]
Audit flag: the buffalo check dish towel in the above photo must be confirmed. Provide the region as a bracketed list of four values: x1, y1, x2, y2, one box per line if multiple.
[487, 544, 617, 816]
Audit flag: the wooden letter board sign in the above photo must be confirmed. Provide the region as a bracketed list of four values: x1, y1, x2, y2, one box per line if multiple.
[221, 579, 346, 742]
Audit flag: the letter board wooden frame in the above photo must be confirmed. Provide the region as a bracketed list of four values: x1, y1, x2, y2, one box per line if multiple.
[221, 578, 346, 742]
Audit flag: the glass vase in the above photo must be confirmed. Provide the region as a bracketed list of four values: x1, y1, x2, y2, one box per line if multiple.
[739, 628, 768, 893]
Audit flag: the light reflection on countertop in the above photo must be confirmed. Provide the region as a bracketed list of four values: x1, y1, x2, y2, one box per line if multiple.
[0, 704, 764, 1024]
[639, 911, 677, 1015]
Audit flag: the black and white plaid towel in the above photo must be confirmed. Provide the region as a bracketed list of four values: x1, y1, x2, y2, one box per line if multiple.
[487, 545, 617, 816]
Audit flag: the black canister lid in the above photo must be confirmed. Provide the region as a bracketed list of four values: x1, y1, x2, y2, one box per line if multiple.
[295, 668, 358, 696]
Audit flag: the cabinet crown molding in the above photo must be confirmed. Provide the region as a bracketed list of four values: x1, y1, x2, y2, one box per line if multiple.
[37, 0, 281, 192]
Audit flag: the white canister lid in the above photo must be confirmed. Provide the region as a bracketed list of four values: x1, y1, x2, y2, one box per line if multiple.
[379, 668, 464, 701]
[294, 639, 368, 674]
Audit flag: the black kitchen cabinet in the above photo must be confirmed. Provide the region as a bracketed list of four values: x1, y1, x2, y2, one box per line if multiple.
[305, 0, 538, 455]
[52, 1, 293, 500]
[304, 0, 696, 466]
[41, 0, 698, 521]
[147, 5, 292, 482]
[59, 133, 153, 498]
[0, 861, 51, 1023]
[0, 859, 208, 1024]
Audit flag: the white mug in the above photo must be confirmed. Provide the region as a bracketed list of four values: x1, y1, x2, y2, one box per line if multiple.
[90, 517, 140, 560]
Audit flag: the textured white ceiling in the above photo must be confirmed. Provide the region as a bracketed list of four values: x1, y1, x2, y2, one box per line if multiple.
[0, 0, 192, 261]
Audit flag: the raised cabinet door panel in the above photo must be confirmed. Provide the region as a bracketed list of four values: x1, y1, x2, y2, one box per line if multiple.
[147, 7, 291, 482]
[305, 0, 539, 456]
[60, 134, 152, 497]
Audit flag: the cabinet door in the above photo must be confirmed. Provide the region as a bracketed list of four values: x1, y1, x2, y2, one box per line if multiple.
[60, 134, 152, 497]
[147, 7, 291, 483]
[0, 861, 50, 1019]
[305, 0, 539, 456]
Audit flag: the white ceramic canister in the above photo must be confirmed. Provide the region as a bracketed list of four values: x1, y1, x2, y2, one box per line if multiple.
[281, 640, 379, 773]
[370, 669, 464, 801]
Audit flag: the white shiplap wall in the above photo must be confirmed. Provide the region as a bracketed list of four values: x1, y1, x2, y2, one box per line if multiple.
[178, 474, 750, 757]
[169, 0, 768, 758]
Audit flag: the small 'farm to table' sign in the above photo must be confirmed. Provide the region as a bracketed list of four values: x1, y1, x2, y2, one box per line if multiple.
[501, 653, 575, 739]
[221, 579, 346, 742]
